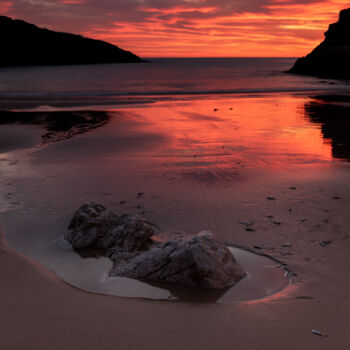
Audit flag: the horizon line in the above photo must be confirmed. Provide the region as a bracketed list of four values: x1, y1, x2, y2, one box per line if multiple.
[141, 56, 299, 59]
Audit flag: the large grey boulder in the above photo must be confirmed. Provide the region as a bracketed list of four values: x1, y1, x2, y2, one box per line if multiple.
[110, 231, 246, 289]
[64, 203, 155, 251]
[65, 204, 247, 290]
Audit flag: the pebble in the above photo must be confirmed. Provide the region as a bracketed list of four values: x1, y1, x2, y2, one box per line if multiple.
[320, 240, 332, 247]
[281, 243, 292, 248]
[239, 221, 255, 226]
[311, 329, 328, 337]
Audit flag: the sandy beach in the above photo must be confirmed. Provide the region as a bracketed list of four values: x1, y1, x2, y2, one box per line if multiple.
[1, 92, 350, 349]
[1, 196, 350, 350]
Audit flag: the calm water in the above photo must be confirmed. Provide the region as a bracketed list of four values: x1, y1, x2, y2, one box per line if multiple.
[0, 58, 348, 100]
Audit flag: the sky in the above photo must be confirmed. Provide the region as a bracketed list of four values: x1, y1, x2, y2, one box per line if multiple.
[0, 0, 348, 57]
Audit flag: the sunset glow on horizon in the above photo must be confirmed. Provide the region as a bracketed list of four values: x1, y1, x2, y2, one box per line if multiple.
[0, 0, 348, 57]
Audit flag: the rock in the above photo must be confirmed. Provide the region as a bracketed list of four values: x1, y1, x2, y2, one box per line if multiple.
[109, 231, 246, 290]
[289, 8, 350, 79]
[65, 204, 246, 290]
[0, 16, 142, 67]
[64, 202, 118, 249]
[64, 203, 155, 250]
[311, 329, 328, 337]
[106, 213, 155, 256]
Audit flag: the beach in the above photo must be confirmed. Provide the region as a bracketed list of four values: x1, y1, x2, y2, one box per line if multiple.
[1, 58, 350, 348]
[1, 170, 350, 350]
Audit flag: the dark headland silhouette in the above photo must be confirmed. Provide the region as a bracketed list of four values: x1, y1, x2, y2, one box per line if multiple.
[0, 16, 142, 66]
[289, 8, 350, 79]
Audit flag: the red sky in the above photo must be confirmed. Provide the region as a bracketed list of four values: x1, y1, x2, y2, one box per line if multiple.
[0, 0, 348, 57]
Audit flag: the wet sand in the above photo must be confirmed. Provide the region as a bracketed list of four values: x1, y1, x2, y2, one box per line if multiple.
[2, 223, 350, 350]
[1, 93, 350, 349]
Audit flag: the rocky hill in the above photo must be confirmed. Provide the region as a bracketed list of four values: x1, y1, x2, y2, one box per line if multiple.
[0, 16, 142, 66]
[289, 8, 350, 79]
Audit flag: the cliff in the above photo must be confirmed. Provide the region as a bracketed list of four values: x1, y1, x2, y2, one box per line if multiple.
[289, 8, 350, 79]
[0, 16, 142, 67]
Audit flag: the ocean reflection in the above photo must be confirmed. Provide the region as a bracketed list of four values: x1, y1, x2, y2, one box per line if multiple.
[305, 97, 350, 161]
[130, 96, 333, 182]
[0, 95, 339, 187]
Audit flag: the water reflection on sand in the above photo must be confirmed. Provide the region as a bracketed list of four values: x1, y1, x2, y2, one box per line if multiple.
[2, 94, 336, 181]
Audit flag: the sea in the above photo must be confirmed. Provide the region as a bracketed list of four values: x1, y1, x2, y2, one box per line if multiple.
[0, 58, 348, 104]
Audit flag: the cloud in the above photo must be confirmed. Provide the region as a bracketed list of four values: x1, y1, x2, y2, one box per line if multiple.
[0, 0, 348, 56]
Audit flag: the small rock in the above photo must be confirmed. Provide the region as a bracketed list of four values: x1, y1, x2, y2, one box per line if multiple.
[239, 221, 255, 227]
[267, 197, 276, 200]
[311, 329, 328, 337]
[320, 240, 332, 247]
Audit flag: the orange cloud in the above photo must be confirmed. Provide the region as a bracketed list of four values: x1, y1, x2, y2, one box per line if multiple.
[60, 0, 85, 4]
[0, 1, 12, 13]
[1, 0, 348, 57]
